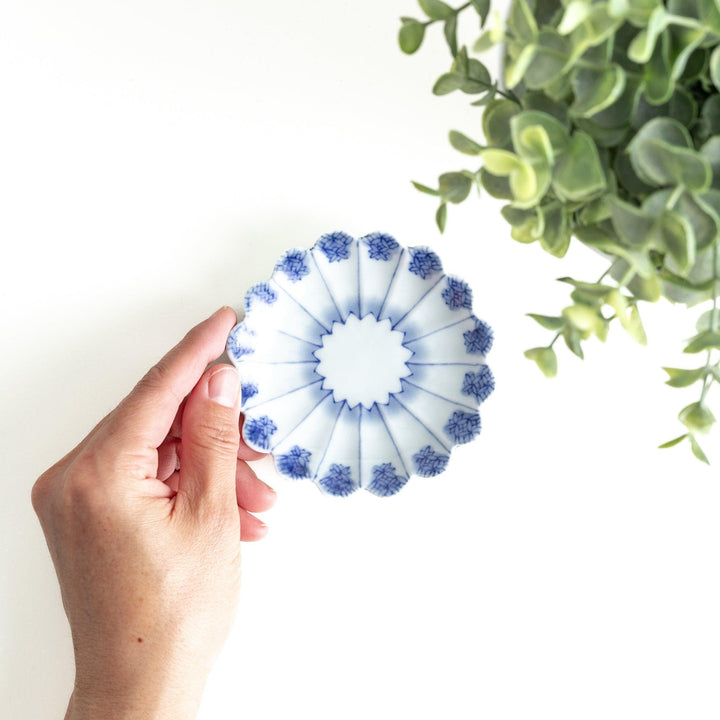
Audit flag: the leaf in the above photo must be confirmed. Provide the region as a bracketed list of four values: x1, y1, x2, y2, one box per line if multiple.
[562, 304, 606, 337]
[412, 181, 440, 197]
[433, 73, 464, 95]
[524, 346, 558, 378]
[684, 330, 720, 353]
[527, 313, 566, 331]
[660, 210, 695, 274]
[626, 305, 648, 344]
[631, 139, 711, 191]
[436, 203, 447, 233]
[506, 0, 538, 43]
[505, 43, 537, 89]
[443, 14, 458, 56]
[553, 131, 607, 202]
[563, 327, 585, 358]
[418, 0, 454, 20]
[627, 5, 669, 63]
[399, 19, 426, 54]
[511, 111, 570, 157]
[471, 0, 490, 25]
[557, 0, 592, 34]
[511, 162, 542, 207]
[690, 436, 710, 464]
[449, 130, 484, 155]
[679, 402, 716, 435]
[438, 172, 472, 204]
[570, 64, 626, 118]
[710, 45, 720, 91]
[662, 366, 707, 388]
[659, 434, 688, 448]
[608, 197, 655, 249]
[482, 99, 520, 147]
[696, 308, 720, 332]
[522, 29, 571, 90]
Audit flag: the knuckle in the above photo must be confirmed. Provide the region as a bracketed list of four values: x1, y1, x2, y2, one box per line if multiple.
[191, 418, 240, 455]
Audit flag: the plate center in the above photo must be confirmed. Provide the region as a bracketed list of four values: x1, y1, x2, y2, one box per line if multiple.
[315, 314, 412, 409]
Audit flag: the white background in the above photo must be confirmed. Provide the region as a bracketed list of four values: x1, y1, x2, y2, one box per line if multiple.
[1, 1, 719, 718]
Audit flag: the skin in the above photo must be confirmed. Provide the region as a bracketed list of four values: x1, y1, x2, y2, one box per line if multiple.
[31, 307, 275, 720]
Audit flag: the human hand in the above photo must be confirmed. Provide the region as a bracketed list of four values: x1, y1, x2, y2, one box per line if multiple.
[31, 307, 276, 720]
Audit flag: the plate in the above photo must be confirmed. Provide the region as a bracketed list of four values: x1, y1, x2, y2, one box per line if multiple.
[227, 231, 494, 497]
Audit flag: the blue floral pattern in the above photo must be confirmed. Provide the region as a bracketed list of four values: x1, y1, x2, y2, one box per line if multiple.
[277, 446, 312, 479]
[442, 277, 473, 310]
[444, 411, 481, 444]
[228, 232, 493, 496]
[243, 415, 277, 450]
[413, 446, 449, 477]
[463, 319, 494, 355]
[318, 231, 353, 262]
[367, 464, 408, 496]
[275, 249, 310, 282]
[407, 248, 442, 279]
[461, 367, 494, 403]
[363, 232, 399, 261]
[318, 464, 356, 496]
[245, 282, 277, 311]
[227, 333, 254, 358]
[241, 382, 259, 404]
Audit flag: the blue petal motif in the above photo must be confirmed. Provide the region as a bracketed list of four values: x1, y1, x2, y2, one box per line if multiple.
[275, 249, 310, 282]
[227, 331, 254, 360]
[461, 366, 494, 403]
[317, 231, 354, 262]
[244, 281, 278, 312]
[362, 232, 400, 261]
[367, 463, 408, 496]
[444, 410, 481, 444]
[442, 277, 473, 310]
[277, 445, 312, 479]
[318, 464, 356, 496]
[412, 446, 449, 477]
[408, 248, 442, 279]
[463, 318, 494, 355]
[244, 415, 277, 450]
[241, 382, 258, 405]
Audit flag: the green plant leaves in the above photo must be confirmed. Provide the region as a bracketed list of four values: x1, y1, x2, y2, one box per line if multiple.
[553, 131, 607, 202]
[399, 18, 426, 54]
[449, 130, 484, 155]
[401, 0, 720, 463]
[628, 118, 712, 191]
[418, 0, 454, 20]
[570, 64, 626, 118]
[524, 346, 558, 377]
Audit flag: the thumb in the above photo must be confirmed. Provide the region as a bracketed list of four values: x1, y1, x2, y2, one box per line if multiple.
[177, 364, 242, 515]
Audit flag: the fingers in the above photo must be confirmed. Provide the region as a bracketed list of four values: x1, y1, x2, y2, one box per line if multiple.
[236, 462, 276, 513]
[240, 508, 269, 542]
[108, 307, 237, 452]
[175, 363, 242, 514]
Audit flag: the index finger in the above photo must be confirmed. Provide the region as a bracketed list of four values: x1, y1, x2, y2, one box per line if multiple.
[107, 306, 238, 450]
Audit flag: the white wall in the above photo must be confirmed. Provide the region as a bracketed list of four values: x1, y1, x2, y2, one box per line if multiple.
[1, 1, 718, 718]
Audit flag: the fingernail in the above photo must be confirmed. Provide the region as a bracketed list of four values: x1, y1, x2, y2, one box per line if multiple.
[208, 367, 240, 408]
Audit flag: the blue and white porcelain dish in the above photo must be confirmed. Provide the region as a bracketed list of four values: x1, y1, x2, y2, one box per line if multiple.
[227, 231, 494, 497]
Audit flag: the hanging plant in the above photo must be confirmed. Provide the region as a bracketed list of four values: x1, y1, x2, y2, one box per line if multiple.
[399, 0, 720, 462]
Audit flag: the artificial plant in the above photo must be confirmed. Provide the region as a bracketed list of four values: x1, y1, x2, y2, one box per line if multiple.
[400, 0, 720, 462]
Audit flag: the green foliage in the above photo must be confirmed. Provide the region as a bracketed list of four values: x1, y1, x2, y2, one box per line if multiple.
[399, 0, 720, 462]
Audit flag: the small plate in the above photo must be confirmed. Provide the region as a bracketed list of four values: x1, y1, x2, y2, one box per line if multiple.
[227, 232, 494, 497]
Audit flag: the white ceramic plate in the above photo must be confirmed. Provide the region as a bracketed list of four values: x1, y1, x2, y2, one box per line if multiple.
[227, 232, 494, 497]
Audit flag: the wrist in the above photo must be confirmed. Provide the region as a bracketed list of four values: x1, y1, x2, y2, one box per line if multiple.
[65, 684, 203, 720]
[66, 654, 209, 720]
